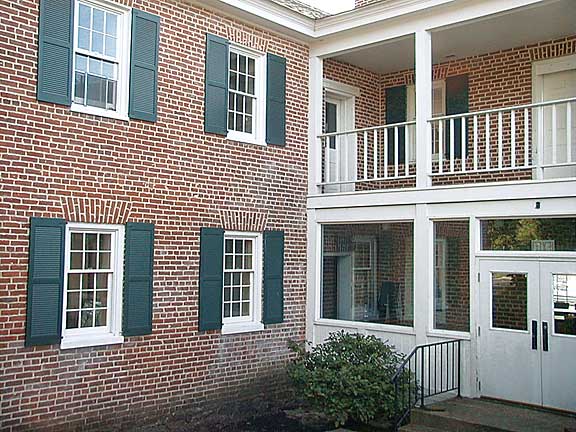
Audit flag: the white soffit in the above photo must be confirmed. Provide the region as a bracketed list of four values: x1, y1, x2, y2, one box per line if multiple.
[330, 0, 576, 74]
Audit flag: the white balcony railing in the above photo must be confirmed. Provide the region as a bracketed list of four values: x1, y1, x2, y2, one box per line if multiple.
[428, 97, 576, 176]
[317, 98, 575, 192]
[318, 121, 416, 189]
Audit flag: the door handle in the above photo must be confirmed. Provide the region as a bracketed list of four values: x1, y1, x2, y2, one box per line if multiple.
[531, 320, 538, 350]
[542, 321, 549, 352]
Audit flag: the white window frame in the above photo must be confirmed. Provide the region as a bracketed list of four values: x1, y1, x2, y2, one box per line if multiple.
[61, 222, 125, 349]
[221, 231, 264, 335]
[71, 0, 132, 121]
[226, 45, 267, 146]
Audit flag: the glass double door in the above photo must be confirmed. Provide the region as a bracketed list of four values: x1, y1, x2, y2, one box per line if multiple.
[479, 259, 576, 412]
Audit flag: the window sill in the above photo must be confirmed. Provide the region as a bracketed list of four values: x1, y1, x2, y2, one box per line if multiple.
[60, 334, 124, 350]
[221, 321, 265, 335]
[71, 104, 129, 122]
[226, 131, 266, 147]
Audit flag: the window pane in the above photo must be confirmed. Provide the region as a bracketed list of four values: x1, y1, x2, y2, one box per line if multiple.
[105, 12, 117, 36]
[224, 255, 233, 270]
[228, 93, 235, 111]
[106, 80, 116, 110]
[82, 290, 94, 308]
[78, 28, 90, 50]
[433, 221, 470, 332]
[239, 55, 246, 73]
[79, 4, 91, 28]
[66, 311, 79, 329]
[232, 272, 240, 286]
[96, 273, 108, 289]
[238, 74, 246, 93]
[232, 302, 240, 317]
[321, 223, 414, 326]
[247, 77, 255, 95]
[99, 252, 111, 269]
[104, 36, 116, 57]
[248, 58, 255, 76]
[230, 52, 237, 71]
[95, 290, 107, 307]
[236, 95, 244, 112]
[245, 98, 253, 115]
[74, 72, 86, 103]
[67, 291, 80, 309]
[85, 233, 97, 250]
[91, 31, 104, 54]
[92, 8, 104, 32]
[553, 274, 576, 336]
[235, 239, 243, 254]
[86, 75, 106, 109]
[492, 272, 527, 331]
[99, 234, 111, 250]
[68, 273, 81, 290]
[82, 273, 95, 289]
[228, 112, 234, 131]
[232, 287, 240, 301]
[235, 114, 242, 131]
[95, 309, 107, 327]
[224, 287, 231, 301]
[244, 116, 252, 134]
[229, 72, 237, 91]
[481, 218, 576, 251]
[223, 303, 231, 318]
[76, 54, 88, 72]
[71, 233, 84, 250]
[241, 302, 250, 316]
[71, 252, 83, 269]
[242, 286, 250, 300]
[85, 252, 97, 269]
[81, 310, 94, 328]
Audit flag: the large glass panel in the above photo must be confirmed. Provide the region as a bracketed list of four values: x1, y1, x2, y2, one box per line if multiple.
[491, 272, 528, 331]
[321, 222, 414, 327]
[553, 274, 576, 336]
[433, 221, 469, 332]
[481, 218, 576, 251]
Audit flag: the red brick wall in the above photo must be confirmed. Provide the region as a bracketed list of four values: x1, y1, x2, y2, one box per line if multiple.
[324, 35, 576, 189]
[0, 0, 309, 430]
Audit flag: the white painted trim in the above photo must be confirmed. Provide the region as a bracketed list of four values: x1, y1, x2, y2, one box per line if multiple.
[61, 222, 125, 350]
[415, 30, 433, 188]
[323, 78, 361, 97]
[314, 318, 416, 336]
[309, 56, 324, 196]
[71, 0, 131, 121]
[226, 44, 267, 146]
[221, 231, 264, 334]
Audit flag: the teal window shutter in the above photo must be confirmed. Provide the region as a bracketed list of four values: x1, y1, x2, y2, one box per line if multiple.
[204, 34, 229, 135]
[198, 228, 224, 331]
[445, 74, 469, 159]
[129, 9, 160, 122]
[263, 230, 284, 324]
[385, 85, 407, 164]
[37, 0, 74, 105]
[123, 222, 155, 336]
[26, 218, 66, 346]
[266, 54, 286, 146]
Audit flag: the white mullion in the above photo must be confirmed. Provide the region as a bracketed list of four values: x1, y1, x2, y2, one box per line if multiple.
[511, 110, 516, 168]
[568, 103, 573, 163]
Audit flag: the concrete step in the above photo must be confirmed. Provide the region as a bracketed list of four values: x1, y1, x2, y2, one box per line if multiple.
[399, 424, 448, 432]
[408, 398, 576, 432]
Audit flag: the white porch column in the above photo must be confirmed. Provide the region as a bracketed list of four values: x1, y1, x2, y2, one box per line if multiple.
[415, 30, 433, 189]
[309, 56, 324, 196]
[413, 204, 431, 346]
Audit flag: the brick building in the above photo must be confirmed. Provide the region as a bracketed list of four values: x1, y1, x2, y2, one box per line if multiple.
[1, 0, 576, 430]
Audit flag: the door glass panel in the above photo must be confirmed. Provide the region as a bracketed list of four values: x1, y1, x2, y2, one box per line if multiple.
[491, 272, 528, 331]
[553, 274, 576, 336]
[326, 102, 337, 149]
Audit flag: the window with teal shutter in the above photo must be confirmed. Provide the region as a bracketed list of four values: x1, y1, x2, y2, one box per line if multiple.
[37, 0, 74, 105]
[263, 230, 284, 324]
[198, 228, 224, 331]
[129, 9, 160, 122]
[26, 218, 66, 346]
[266, 54, 286, 146]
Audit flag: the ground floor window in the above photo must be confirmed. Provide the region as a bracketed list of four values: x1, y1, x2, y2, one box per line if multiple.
[433, 220, 470, 332]
[321, 222, 414, 327]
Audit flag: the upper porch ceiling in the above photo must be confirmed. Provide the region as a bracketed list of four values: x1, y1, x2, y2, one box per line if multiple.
[331, 0, 576, 74]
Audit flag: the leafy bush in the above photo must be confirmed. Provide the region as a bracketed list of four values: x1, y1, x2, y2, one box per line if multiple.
[287, 331, 408, 427]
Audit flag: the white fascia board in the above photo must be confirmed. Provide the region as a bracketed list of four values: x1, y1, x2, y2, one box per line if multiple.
[310, 0, 550, 57]
[307, 178, 576, 210]
[196, 0, 315, 39]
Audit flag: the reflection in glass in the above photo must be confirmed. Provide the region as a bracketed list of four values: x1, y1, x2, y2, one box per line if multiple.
[492, 272, 527, 331]
[553, 274, 576, 336]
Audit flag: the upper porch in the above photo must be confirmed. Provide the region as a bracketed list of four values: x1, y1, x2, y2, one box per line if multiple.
[308, 0, 576, 197]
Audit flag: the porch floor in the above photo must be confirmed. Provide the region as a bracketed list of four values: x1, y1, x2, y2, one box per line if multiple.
[401, 397, 576, 432]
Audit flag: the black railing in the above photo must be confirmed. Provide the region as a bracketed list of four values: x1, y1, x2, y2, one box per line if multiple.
[391, 339, 462, 431]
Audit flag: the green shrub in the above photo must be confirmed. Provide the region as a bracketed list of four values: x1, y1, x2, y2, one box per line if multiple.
[287, 331, 408, 427]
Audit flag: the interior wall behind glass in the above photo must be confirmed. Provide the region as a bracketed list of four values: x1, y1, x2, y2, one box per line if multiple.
[321, 222, 414, 327]
[434, 220, 470, 332]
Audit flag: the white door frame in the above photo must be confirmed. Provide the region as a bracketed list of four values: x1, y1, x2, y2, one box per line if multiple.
[324, 79, 358, 192]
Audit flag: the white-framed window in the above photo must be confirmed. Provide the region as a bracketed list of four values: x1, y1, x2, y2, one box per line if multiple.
[222, 231, 264, 334]
[61, 222, 124, 349]
[71, 0, 131, 120]
[227, 45, 266, 145]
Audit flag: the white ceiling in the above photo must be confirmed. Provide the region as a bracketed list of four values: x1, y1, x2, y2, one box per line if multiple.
[331, 0, 576, 74]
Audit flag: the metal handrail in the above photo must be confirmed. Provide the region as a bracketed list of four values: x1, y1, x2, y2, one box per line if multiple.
[392, 339, 462, 431]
